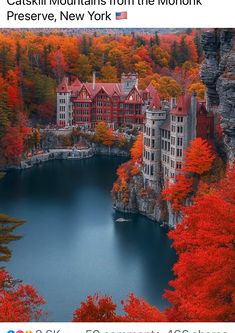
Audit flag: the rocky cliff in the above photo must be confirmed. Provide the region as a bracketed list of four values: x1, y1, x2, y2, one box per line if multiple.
[201, 28, 235, 160]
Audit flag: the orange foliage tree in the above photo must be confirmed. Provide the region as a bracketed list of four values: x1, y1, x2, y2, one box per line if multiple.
[184, 137, 215, 175]
[112, 134, 143, 204]
[94, 122, 114, 147]
[130, 133, 143, 162]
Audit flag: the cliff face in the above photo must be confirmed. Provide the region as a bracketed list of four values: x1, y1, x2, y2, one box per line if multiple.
[112, 170, 171, 225]
[201, 29, 235, 160]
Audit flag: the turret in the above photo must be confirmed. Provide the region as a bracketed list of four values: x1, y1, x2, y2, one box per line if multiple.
[56, 77, 73, 127]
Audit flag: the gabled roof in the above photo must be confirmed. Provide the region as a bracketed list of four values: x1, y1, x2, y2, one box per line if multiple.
[145, 82, 161, 109]
[85, 83, 123, 98]
[56, 77, 71, 93]
[71, 78, 82, 90]
[57, 76, 160, 104]
[170, 94, 191, 116]
[125, 86, 143, 103]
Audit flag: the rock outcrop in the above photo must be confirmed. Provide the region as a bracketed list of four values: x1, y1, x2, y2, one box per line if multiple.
[201, 28, 235, 160]
[112, 171, 165, 224]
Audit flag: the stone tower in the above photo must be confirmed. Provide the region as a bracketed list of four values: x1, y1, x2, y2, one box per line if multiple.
[121, 73, 139, 93]
[56, 77, 73, 127]
[143, 102, 169, 191]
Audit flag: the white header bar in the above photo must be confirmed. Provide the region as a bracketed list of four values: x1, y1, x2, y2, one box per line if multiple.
[0, 0, 234, 28]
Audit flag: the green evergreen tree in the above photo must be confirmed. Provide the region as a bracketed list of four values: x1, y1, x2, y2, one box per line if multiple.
[0, 214, 25, 262]
[154, 31, 160, 45]
[194, 32, 203, 60]
[81, 34, 89, 56]
[178, 36, 190, 66]
[0, 108, 9, 142]
[169, 41, 179, 69]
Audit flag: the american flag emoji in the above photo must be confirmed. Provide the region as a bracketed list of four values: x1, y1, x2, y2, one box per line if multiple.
[115, 12, 128, 20]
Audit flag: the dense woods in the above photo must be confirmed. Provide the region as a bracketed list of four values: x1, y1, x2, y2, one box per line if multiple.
[0, 29, 204, 164]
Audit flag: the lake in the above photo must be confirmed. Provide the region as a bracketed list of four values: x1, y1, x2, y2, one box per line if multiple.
[0, 156, 176, 321]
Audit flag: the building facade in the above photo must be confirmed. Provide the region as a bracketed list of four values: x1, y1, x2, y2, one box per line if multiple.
[56, 73, 158, 129]
[143, 93, 214, 190]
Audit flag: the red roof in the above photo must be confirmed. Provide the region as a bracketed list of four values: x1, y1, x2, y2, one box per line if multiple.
[72, 82, 143, 102]
[71, 78, 82, 90]
[146, 82, 161, 108]
[170, 94, 191, 116]
[58, 77, 158, 104]
[56, 77, 71, 93]
[84, 83, 123, 98]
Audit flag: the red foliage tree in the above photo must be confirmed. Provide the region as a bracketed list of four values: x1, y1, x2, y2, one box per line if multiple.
[49, 50, 67, 82]
[162, 175, 193, 212]
[122, 294, 166, 322]
[73, 294, 119, 322]
[73, 293, 165, 322]
[162, 138, 216, 211]
[1, 126, 24, 162]
[164, 165, 235, 322]
[0, 269, 46, 322]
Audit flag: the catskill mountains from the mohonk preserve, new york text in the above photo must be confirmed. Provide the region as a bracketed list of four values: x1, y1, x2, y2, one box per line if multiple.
[7, 0, 203, 6]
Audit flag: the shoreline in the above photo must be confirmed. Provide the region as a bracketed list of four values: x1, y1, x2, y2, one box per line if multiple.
[0, 146, 129, 171]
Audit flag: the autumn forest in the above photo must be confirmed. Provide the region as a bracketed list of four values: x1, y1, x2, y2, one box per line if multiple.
[0, 28, 234, 323]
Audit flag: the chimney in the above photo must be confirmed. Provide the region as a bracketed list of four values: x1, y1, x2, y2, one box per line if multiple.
[93, 71, 96, 90]
[170, 97, 177, 109]
[190, 91, 197, 140]
[135, 73, 139, 88]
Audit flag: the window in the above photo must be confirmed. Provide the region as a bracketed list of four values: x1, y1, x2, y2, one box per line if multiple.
[152, 128, 155, 136]
[171, 125, 176, 132]
[177, 126, 183, 133]
[171, 136, 176, 145]
[167, 142, 170, 152]
[176, 162, 182, 169]
[171, 147, 175, 156]
[177, 149, 183, 157]
[170, 160, 175, 168]
[150, 165, 154, 176]
[177, 137, 183, 146]
[151, 153, 154, 161]
[177, 116, 183, 123]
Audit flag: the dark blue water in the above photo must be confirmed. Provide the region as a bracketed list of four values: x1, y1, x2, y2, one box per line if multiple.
[0, 156, 176, 321]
